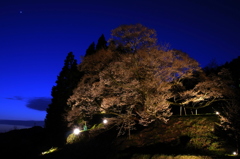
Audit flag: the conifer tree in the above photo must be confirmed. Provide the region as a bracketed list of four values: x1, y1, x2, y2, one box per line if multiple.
[85, 34, 108, 57]
[45, 52, 81, 146]
[96, 34, 107, 51]
[85, 42, 96, 57]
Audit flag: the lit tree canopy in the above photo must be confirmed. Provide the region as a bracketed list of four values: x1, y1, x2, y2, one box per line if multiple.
[169, 68, 235, 115]
[66, 24, 201, 136]
[110, 23, 157, 53]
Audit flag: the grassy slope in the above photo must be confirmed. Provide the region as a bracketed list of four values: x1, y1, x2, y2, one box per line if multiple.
[113, 115, 224, 157]
[40, 115, 238, 159]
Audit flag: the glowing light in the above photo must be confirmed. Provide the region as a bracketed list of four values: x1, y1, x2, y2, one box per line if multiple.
[73, 128, 80, 135]
[233, 151, 237, 155]
[41, 147, 58, 155]
[103, 119, 108, 124]
[216, 111, 219, 115]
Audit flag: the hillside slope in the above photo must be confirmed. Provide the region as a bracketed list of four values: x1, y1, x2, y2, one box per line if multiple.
[40, 115, 233, 159]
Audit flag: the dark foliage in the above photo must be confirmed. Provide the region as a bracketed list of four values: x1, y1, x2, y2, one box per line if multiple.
[45, 52, 82, 146]
[203, 59, 220, 75]
[96, 34, 107, 51]
[221, 56, 240, 88]
[206, 56, 240, 154]
[85, 42, 95, 57]
[204, 56, 240, 88]
[84, 34, 108, 57]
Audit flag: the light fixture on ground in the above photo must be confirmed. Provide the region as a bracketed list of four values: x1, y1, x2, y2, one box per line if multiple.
[103, 119, 108, 124]
[73, 128, 80, 135]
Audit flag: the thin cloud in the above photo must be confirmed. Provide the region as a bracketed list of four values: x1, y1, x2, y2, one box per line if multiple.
[26, 97, 51, 111]
[5, 96, 24, 101]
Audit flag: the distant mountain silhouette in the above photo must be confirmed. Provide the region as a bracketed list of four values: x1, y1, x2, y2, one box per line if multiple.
[0, 119, 44, 127]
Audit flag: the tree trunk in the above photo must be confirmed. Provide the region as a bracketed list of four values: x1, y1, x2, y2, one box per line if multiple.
[184, 107, 187, 115]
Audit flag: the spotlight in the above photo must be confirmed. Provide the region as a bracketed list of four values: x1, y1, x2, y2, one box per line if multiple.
[103, 119, 108, 124]
[73, 128, 80, 135]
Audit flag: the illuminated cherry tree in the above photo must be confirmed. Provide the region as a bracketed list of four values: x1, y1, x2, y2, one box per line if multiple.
[169, 68, 235, 115]
[110, 23, 157, 53]
[66, 24, 200, 136]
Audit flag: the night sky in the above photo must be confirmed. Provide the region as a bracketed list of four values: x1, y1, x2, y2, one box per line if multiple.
[0, 0, 239, 128]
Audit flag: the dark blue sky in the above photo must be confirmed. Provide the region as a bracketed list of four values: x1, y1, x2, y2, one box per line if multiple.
[0, 0, 239, 122]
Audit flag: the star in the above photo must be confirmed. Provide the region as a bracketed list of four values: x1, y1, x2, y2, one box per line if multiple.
[20, 11, 23, 14]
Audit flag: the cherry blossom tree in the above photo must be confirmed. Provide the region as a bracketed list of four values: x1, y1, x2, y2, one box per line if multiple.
[66, 24, 200, 137]
[67, 50, 200, 136]
[109, 23, 157, 53]
[169, 68, 235, 115]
